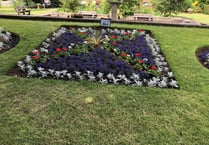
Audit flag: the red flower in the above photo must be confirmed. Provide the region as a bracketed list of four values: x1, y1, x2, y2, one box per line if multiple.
[62, 47, 67, 51]
[56, 48, 61, 52]
[135, 53, 141, 57]
[139, 60, 143, 64]
[33, 56, 39, 59]
[33, 51, 40, 54]
[138, 29, 143, 32]
[151, 66, 157, 70]
[121, 53, 127, 57]
[112, 42, 117, 45]
[69, 26, 73, 29]
[81, 32, 86, 34]
[125, 32, 130, 35]
[111, 35, 117, 38]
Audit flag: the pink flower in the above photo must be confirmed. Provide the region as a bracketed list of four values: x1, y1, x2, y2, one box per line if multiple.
[112, 42, 117, 45]
[56, 48, 61, 52]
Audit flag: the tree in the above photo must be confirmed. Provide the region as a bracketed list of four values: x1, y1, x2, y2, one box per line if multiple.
[152, 0, 185, 16]
[119, 0, 140, 16]
[60, 0, 80, 12]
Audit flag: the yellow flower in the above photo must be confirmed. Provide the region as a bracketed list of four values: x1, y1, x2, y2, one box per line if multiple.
[85, 97, 93, 104]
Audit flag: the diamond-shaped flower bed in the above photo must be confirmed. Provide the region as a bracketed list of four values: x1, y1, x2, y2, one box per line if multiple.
[0, 28, 19, 54]
[13, 26, 179, 88]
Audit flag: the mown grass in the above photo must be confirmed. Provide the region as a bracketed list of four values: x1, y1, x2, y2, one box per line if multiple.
[177, 12, 209, 24]
[0, 19, 209, 144]
[0, 7, 57, 15]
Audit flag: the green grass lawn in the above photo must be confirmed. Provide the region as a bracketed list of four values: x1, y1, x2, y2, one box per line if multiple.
[0, 7, 57, 15]
[0, 19, 209, 144]
[177, 12, 209, 24]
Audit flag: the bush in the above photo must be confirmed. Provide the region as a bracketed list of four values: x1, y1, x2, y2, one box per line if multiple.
[194, 6, 202, 13]
[203, 5, 209, 14]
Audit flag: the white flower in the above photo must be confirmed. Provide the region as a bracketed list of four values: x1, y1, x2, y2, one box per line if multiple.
[134, 80, 143, 86]
[40, 47, 48, 53]
[124, 78, 131, 85]
[67, 73, 72, 79]
[27, 69, 37, 77]
[158, 80, 167, 88]
[167, 72, 173, 78]
[55, 71, 61, 78]
[97, 72, 104, 79]
[48, 69, 54, 75]
[130, 73, 140, 80]
[99, 78, 108, 84]
[40, 71, 48, 78]
[169, 79, 178, 88]
[38, 67, 44, 71]
[107, 73, 115, 80]
[148, 79, 157, 87]
[25, 55, 32, 63]
[117, 74, 127, 80]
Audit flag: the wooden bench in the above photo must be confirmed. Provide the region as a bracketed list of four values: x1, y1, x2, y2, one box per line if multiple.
[134, 14, 153, 21]
[16, 6, 30, 15]
[78, 11, 97, 19]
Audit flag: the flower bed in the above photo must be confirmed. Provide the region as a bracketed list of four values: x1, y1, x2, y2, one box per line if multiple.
[196, 46, 209, 69]
[15, 26, 179, 88]
[0, 27, 19, 53]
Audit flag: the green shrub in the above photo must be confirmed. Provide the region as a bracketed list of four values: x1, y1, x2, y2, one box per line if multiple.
[194, 6, 202, 13]
[203, 5, 209, 14]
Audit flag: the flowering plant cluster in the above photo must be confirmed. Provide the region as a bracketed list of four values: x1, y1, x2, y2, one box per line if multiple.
[0, 27, 19, 52]
[198, 48, 209, 69]
[17, 26, 179, 88]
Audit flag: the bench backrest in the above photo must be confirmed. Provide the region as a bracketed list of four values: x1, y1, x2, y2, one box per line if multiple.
[134, 14, 152, 17]
[16, 6, 28, 11]
[78, 11, 97, 15]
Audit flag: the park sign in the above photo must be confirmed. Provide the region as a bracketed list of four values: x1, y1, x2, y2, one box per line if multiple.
[100, 18, 111, 28]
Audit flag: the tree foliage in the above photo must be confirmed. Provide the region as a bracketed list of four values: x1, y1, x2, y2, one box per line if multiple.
[60, 0, 81, 12]
[152, 0, 185, 16]
[119, 0, 140, 16]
